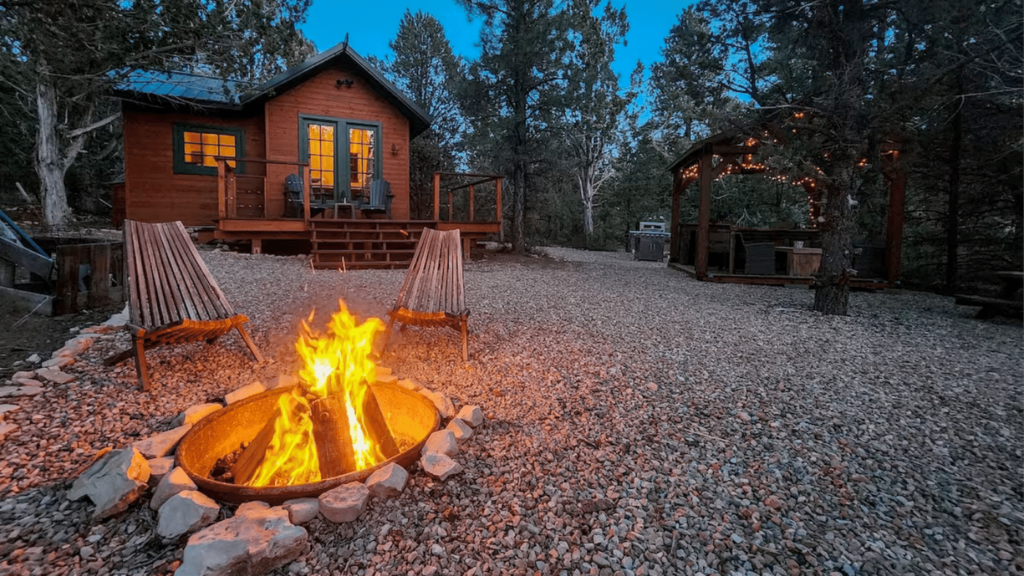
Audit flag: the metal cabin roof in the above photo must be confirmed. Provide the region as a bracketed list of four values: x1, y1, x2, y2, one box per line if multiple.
[116, 70, 253, 107]
[114, 41, 434, 137]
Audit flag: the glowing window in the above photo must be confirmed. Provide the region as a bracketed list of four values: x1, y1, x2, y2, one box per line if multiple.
[174, 125, 244, 175]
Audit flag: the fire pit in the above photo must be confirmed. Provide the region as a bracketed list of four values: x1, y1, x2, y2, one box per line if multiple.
[175, 301, 440, 504]
[176, 383, 438, 504]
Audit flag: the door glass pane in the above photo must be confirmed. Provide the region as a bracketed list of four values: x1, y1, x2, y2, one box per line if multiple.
[307, 123, 335, 201]
[349, 127, 375, 199]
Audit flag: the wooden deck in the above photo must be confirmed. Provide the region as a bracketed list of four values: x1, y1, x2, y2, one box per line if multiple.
[669, 263, 890, 290]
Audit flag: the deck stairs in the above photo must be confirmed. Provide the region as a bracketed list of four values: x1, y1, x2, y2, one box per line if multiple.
[309, 219, 434, 270]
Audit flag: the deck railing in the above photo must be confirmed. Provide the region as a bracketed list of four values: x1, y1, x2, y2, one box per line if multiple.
[432, 172, 503, 226]
[216, 158, 311, 221]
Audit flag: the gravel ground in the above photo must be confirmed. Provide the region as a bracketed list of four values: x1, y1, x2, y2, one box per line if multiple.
[0, 246, 1021, 576]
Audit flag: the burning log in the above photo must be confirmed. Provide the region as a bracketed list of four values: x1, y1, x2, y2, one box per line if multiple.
[230, 417, 277, 485]
[353, 385, 400, 461]
[310, 395, 357, 477]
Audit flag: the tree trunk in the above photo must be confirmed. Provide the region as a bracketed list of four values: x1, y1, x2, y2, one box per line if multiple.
[582, 198, 594, 242]
[945, 84, 964, 295]
[511, 161, 526, 253]
[35, 62, 71, 230]
[813, 171, 856, 315]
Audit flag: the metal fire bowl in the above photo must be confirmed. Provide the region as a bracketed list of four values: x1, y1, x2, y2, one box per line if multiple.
[176, 381, 440, 504]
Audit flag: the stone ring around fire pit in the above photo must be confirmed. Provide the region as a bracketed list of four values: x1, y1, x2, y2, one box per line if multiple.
[175, 381, 439, 504]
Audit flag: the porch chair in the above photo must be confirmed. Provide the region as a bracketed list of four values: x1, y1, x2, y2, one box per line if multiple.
[359, 179, 394, 218]
[379, 228, 469, 361]
[105, 220, 264, 390]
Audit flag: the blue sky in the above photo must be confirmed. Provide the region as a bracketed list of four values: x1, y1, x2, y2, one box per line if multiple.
[301, 1, 698, 87]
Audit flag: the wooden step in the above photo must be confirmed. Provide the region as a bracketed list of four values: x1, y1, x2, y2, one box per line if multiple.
[312, 260, 411, 270]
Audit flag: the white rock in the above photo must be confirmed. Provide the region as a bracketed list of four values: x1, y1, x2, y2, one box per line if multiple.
[319, 482, 369, 523]
[151, 467, 197, 510]
[172, 403, 223, 427]
[34, 369, 75, 385]
[266, 375, 298, 390]
[80, 545, 94, 559]
[42, 356, 74, 369]
[147, 457, 175, 484]
[376, 366, 393, 377]
[11, 371, 35, 381]
[455, 405, 484, 427]
[446, 418, 473, 441]
[225, 382, 265, 405]
[55, 336, 94, 358]
[421, 430, 459, 458]
[176, 501, 307, 576]
[375, 373, 398, 386]
[68, 448, 150, 519]
[420, 389, 455, 418]
[134, 424, 192, 459]
[365, 463, 408, 498]
[0, 423, 18, 441]
[0, 385, 44, 398]
[25, 354, 41, 364]
[397, 378, 422, 392]
[158, 490, 220, 539]
[282, 498, 319, 525]
[0, 404, 19, 420]
[420, 453, 463, 481]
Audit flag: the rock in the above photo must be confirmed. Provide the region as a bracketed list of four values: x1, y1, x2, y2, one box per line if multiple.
[319, 483, 369, 523]
[134, 424, 192, 459]
[0, 423, 18, 441]
[374, 373, 398, 386]
[147, 457, 175, 484]
[421, 430, 459, 457]
[0, 385, 45, 397]
[365, 463, 408, 498]
[646, 383, 659, 391]
[225, 382, 265, 405]
[266, 375, 298, 390]
[455, 405, 484, 427]
[151, 467, 198, 510]
[34, 369, 76, 385]
[420, 453, 463, 481]
[11, 371, 35, 381]
[104, 306, 129, 327]
[420, 389, 455, 418]
[81, 324, 117, 334]
[176, 501, 307, 576]
[42, 356, 74, 369]
[68, 448, 150, 519]
[0, 404, 19, 420]
[376, 366, 392, 377]
[738, 411, 751, 423]
[157, 491, 220, 539]
[765, 495, 782, 509]
[397, 378, 422, 392]
[80, 546, 94, 559]
[25, 354, 41, 364]
[731, 533, 744, 544]
[172, 403, 223, 427]
[55, 336, 94, 357]
[446, 418, 473, 441]
[282, 499, 319, 525]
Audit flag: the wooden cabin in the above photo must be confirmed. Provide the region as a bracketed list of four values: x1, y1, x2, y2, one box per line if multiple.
[114, 41, 501, 269]
[666, 130, 905, 288]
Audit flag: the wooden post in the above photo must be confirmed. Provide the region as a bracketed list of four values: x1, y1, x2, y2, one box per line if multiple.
[885, 162, 907, 285]
[669, 171, 683, 262]
[495, 178, 503, 242]
[468, 184, 475, 221]
[217, 160, 227, 219]
[695, 145, 712, 279]
[87, 243, 110, 308]
[433, 173, 441, 221]
[302, 166, 312, 223]
[448, 189, 454, 222]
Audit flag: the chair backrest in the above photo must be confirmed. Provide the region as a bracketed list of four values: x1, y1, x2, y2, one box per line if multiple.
[124, 219, 236, 330]
[285, 174, 303, 196]
[368, 180, 391, 207]
[393, 228, 465, 315]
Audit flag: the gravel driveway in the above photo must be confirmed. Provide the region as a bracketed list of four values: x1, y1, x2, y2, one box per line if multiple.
[1, 247, 1020, 576]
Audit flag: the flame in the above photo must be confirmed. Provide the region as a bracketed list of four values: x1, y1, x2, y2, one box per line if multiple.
[245, 300, 385, 486]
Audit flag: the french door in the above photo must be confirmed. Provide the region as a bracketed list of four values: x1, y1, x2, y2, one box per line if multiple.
[300, 116, 380, 204]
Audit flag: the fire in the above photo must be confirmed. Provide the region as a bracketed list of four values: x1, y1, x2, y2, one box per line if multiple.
[244, 300, 386, 487]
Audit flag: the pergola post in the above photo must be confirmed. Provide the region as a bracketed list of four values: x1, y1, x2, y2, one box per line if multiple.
[695, 145, 712, 279]
[885, 162, 907, 285]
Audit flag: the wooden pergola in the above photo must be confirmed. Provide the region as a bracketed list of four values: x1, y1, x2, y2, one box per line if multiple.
[667, 130, 907, 286]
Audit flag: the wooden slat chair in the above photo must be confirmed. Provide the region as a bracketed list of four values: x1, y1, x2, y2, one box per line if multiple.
[380, 228, 469, 361]
[105, 220, 264, 390]
[359, 179, 394, 218]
